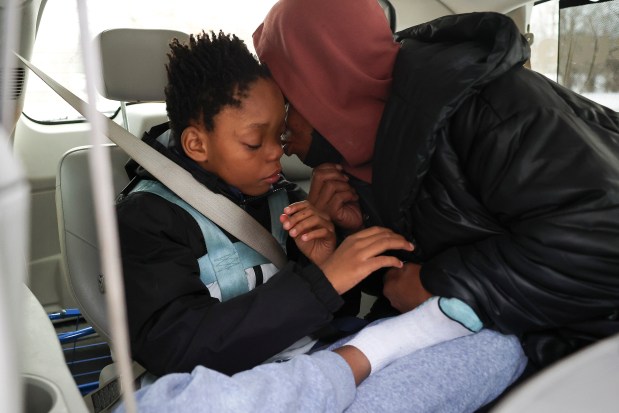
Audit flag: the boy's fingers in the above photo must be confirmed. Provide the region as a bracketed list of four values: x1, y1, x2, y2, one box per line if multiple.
[283, 201, 310, 215]
[283, 209, 332, 230]
[348, 226, 393, 240]
[300, 228, 331, 242]
[364, 235, 414, 256]
[365, 256, 404, 274]
[346, 229, 413, 258]
[290, 215, 333, 237]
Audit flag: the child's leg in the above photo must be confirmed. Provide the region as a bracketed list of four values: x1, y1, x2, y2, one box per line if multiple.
[346, 329, 527, 413]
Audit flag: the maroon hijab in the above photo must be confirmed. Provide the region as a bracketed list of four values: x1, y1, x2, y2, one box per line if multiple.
[253, 0, 399, 182]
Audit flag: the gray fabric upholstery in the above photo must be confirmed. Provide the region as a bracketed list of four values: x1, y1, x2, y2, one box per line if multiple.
[281, 154, 312, 193]
[56, 144, 130, 343]
[96, 28, 190, 101]
[57, 28, 190, 343]
[494, 332, 619, 413]
[22, 285, 89, 413]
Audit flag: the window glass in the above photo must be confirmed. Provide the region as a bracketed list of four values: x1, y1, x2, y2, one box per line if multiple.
[530, 0, 619, 110]
[558, 0, 619, 110]
[529, 0, 560, 81]
[23, 0, 279, 122]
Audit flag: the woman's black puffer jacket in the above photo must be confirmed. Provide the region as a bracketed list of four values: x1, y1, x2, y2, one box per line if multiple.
[372, 12, 619, 367]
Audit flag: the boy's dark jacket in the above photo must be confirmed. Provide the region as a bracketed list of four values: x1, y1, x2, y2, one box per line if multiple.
[370, 13, 619, 367]
[116, 123, 355, 376]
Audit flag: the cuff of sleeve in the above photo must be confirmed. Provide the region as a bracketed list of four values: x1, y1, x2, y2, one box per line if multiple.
[299, 263, 344, 313]
[297, 351, 357, 410]
[420, 254, 489, 328]
[438, 297, 483, 332]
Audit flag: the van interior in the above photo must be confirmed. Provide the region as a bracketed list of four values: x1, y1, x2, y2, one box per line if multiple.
[1, 0, 617, 412]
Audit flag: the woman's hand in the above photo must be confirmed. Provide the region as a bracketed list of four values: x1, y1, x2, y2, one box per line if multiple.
[281, 201, 336, 266]
[308, 163, 364, 232]
[319, 226, 414, 294]
[383, 263, 432, 312]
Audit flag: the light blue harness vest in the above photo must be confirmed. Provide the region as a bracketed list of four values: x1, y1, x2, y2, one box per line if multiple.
[131, 179, 289, 302]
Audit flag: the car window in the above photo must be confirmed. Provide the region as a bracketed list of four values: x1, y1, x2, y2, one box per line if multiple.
[23, 0, 278, 122]
[529, 0, 619, 110]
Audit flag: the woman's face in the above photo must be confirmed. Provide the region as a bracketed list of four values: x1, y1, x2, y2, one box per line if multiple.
[281, 104, 313, 161]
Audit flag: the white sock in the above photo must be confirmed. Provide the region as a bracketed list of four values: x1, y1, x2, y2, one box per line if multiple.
[346, 297, 482, 374]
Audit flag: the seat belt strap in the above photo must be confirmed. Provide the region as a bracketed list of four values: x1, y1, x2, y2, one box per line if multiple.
[268, 189, 289, 253]
[16, 53, 287, 269]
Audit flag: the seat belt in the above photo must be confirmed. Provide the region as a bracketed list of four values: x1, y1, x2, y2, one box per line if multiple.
[16, 53, 288, 269]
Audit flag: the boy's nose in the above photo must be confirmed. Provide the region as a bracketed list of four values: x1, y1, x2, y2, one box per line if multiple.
[267, 137, 284, 160]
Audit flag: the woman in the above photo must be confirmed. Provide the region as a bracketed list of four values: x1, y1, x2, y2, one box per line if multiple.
[254, 0, 619, 371]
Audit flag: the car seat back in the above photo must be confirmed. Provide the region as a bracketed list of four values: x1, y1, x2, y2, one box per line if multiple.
[56, 28, 190, 342]
[56, 144, 130, 343]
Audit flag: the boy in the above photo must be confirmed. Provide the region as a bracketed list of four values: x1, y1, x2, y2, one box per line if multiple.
[116, 30, 412, 377]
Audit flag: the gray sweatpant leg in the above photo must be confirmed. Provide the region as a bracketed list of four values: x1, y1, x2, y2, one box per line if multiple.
[341, 328, 527, 413]
[114, 351, 356, 413]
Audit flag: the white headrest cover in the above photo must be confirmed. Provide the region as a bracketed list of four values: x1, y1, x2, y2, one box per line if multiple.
[96, 28, 190, 102]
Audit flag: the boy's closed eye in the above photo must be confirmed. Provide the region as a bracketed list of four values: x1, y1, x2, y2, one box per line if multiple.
[239, 132, 263, 150]
[244, 142, 262, 150]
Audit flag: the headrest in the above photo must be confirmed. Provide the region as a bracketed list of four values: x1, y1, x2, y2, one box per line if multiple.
[96, 28, 190, 102]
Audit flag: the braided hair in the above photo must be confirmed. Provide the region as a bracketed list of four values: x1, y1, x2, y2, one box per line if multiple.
[165, 30, 271, 152]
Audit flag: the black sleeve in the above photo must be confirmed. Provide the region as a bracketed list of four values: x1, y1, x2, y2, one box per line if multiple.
[421, 71, 619, 337]
[117, 192, 343, 376]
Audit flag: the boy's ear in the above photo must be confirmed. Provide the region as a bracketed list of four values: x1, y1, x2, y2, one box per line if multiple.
[181, 126, 209, 162]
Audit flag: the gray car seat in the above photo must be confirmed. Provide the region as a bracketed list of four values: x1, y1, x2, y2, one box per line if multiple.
[56, 28, 190, 344]
[56, 144, 131, 344]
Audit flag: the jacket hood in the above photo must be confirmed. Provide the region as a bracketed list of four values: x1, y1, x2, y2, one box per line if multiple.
[253, 0, 399, 182]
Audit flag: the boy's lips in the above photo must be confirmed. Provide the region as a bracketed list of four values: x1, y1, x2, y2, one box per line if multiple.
[263, 170, 282, 184]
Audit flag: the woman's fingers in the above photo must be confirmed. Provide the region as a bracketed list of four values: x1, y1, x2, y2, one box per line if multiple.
[308, 164, 349, 203]
[312, 180, 358, 210]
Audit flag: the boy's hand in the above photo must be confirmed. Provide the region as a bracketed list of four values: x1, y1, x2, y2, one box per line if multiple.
[281, 201, 336, 266]
[308, 163, 364, 232]
[319, 227, 414, 294]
